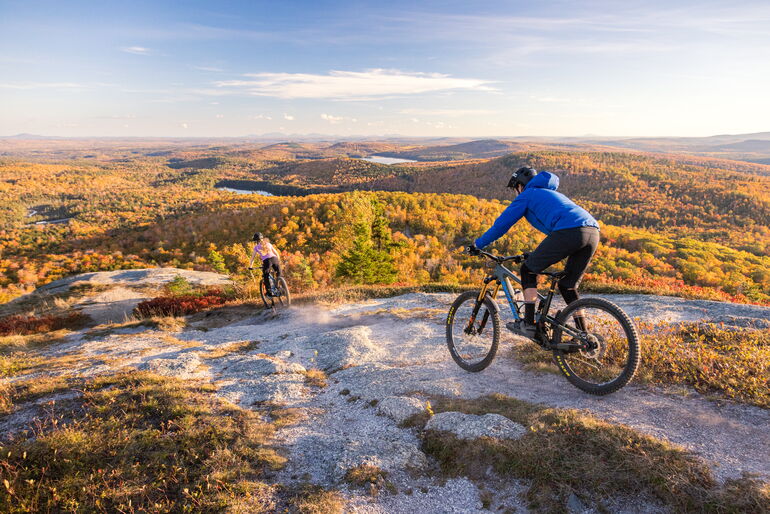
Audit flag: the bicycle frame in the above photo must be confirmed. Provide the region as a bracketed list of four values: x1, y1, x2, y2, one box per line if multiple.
[474, 260, 585, 347]
[476, 261, 545, 322]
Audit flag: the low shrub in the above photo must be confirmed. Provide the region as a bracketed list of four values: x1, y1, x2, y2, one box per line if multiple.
[0, 312, 87, 336]
[134, 287, 235, 318]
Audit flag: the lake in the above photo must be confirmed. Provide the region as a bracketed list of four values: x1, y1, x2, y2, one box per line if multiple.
[31, 217, 73, 226]
[216, 187, 274, 196]
[361, 155, 417, 165]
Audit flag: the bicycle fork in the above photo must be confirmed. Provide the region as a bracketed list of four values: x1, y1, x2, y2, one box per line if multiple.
[464, 279, 501, 335]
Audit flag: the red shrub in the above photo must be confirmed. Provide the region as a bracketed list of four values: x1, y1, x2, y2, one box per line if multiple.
[0, 312, 87, 336]
[134, 294, 228, 318]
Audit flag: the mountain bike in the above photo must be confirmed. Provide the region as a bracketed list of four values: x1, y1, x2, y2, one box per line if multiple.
[250, 268, 291, 309]
[446, 249, 640, 395]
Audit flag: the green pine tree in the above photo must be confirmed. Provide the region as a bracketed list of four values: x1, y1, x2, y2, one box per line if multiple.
[207, 248, 228, 274]
[335, 202, 397, 285]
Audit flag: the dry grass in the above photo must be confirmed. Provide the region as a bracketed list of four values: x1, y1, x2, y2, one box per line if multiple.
[0, 372, 284, 513]
[640, 323, 769, 407]
[413, 394, 770, 513]
[152, 315, 188, 332]
[344, 464, 387, 486]
[267, 407, 307, 428]
[0, 353, 44, 379]
[301, 369, 328, 388]
[514, 322, 770, 408]
[0, 375, 73, 417]
[0, 328, 76, 355]
[343, 464, 395, 496]
[0, 284, 112, 319]
[0, 312, 89, 337]
[157, 333, 204, 349]
[1, 350, 96, 380]
[286, 485, 345, 514]
[84, 315, 187, 340]
[200, 340, 260, 360]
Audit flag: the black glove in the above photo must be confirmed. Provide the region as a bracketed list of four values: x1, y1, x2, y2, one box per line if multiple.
[466, 244, 481, 256]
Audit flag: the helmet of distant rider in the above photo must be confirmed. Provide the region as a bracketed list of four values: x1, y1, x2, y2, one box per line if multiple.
[507, 166, 537, 189]
[252, 232, 264, 242]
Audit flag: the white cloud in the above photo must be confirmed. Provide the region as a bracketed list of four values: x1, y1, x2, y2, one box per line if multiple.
[180, 123, 188, 129]
[95, 114, 136, 120]
[215, 114, 224, 118]
[0, 82, 91, 90]
[283, 113, 294, 121]
[531, 96, 571, 103]
[121, 46, 152, 55]
[400, 108, 496, 116]
[215, 69, 494, 100]
[320, 113, 344, 124]
[253, 114, 272, 120]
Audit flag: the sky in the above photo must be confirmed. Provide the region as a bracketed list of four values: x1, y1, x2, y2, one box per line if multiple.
[1, 0, 769, 138]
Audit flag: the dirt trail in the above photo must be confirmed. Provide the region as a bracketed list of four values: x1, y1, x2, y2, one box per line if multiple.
[196, 293, 769, 481]
[5, 288, 769, 512]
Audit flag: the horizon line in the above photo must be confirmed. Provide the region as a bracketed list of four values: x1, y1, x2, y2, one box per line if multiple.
[2, 131, 769, 141]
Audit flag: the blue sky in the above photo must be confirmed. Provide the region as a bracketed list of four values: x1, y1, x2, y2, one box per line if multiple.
[1, 0, 769, 137]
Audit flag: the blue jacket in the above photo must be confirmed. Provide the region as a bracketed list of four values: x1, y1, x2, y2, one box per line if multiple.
[475, 172, 598, 249]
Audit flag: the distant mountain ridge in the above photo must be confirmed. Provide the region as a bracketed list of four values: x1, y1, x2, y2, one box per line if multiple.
[377, 139, 527, 161]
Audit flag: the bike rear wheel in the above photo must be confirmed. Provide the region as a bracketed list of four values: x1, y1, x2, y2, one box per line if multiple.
[552, 297, 640, 395]
[446, 291, 500, 372]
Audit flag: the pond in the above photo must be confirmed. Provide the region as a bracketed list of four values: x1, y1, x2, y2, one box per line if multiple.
[360, 155, 417, 165]
[30, 217, 73, 226]
[216, 187, 273, 196]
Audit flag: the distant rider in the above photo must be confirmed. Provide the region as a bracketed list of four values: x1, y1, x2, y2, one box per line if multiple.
[468, 166, 600, 338]
[248, 232, 282, 295]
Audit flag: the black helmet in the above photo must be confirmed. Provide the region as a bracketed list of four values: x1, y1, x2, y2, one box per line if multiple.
[507, 166, 537, 189]
[252, 232, 264, 242]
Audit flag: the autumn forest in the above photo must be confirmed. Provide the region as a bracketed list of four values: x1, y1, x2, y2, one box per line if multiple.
[1, 138, 768, 304]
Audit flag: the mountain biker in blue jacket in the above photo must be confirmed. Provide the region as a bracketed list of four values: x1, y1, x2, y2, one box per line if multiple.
[469, 166, 600, 338]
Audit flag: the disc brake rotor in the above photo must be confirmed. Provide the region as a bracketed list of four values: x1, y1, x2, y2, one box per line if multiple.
[579, 333, 606, 360]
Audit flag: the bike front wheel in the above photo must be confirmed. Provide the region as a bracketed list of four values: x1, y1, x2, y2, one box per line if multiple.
[551, 297, 640, 395]
[259, 280, 273, 309]
[275, 277, 291, 307]
[446, 291, 500, 372]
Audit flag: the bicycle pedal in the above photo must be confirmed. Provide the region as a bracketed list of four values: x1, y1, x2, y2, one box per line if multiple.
[506, 321, 537, 339]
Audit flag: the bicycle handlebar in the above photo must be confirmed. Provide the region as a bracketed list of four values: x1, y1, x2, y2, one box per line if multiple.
[472, 248, 528, 264]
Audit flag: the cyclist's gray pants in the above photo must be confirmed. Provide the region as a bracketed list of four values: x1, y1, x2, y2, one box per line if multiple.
[522, 226, 600, 291]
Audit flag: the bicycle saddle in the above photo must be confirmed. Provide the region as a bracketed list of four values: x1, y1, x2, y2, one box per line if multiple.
[540, 270, 568, 279]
